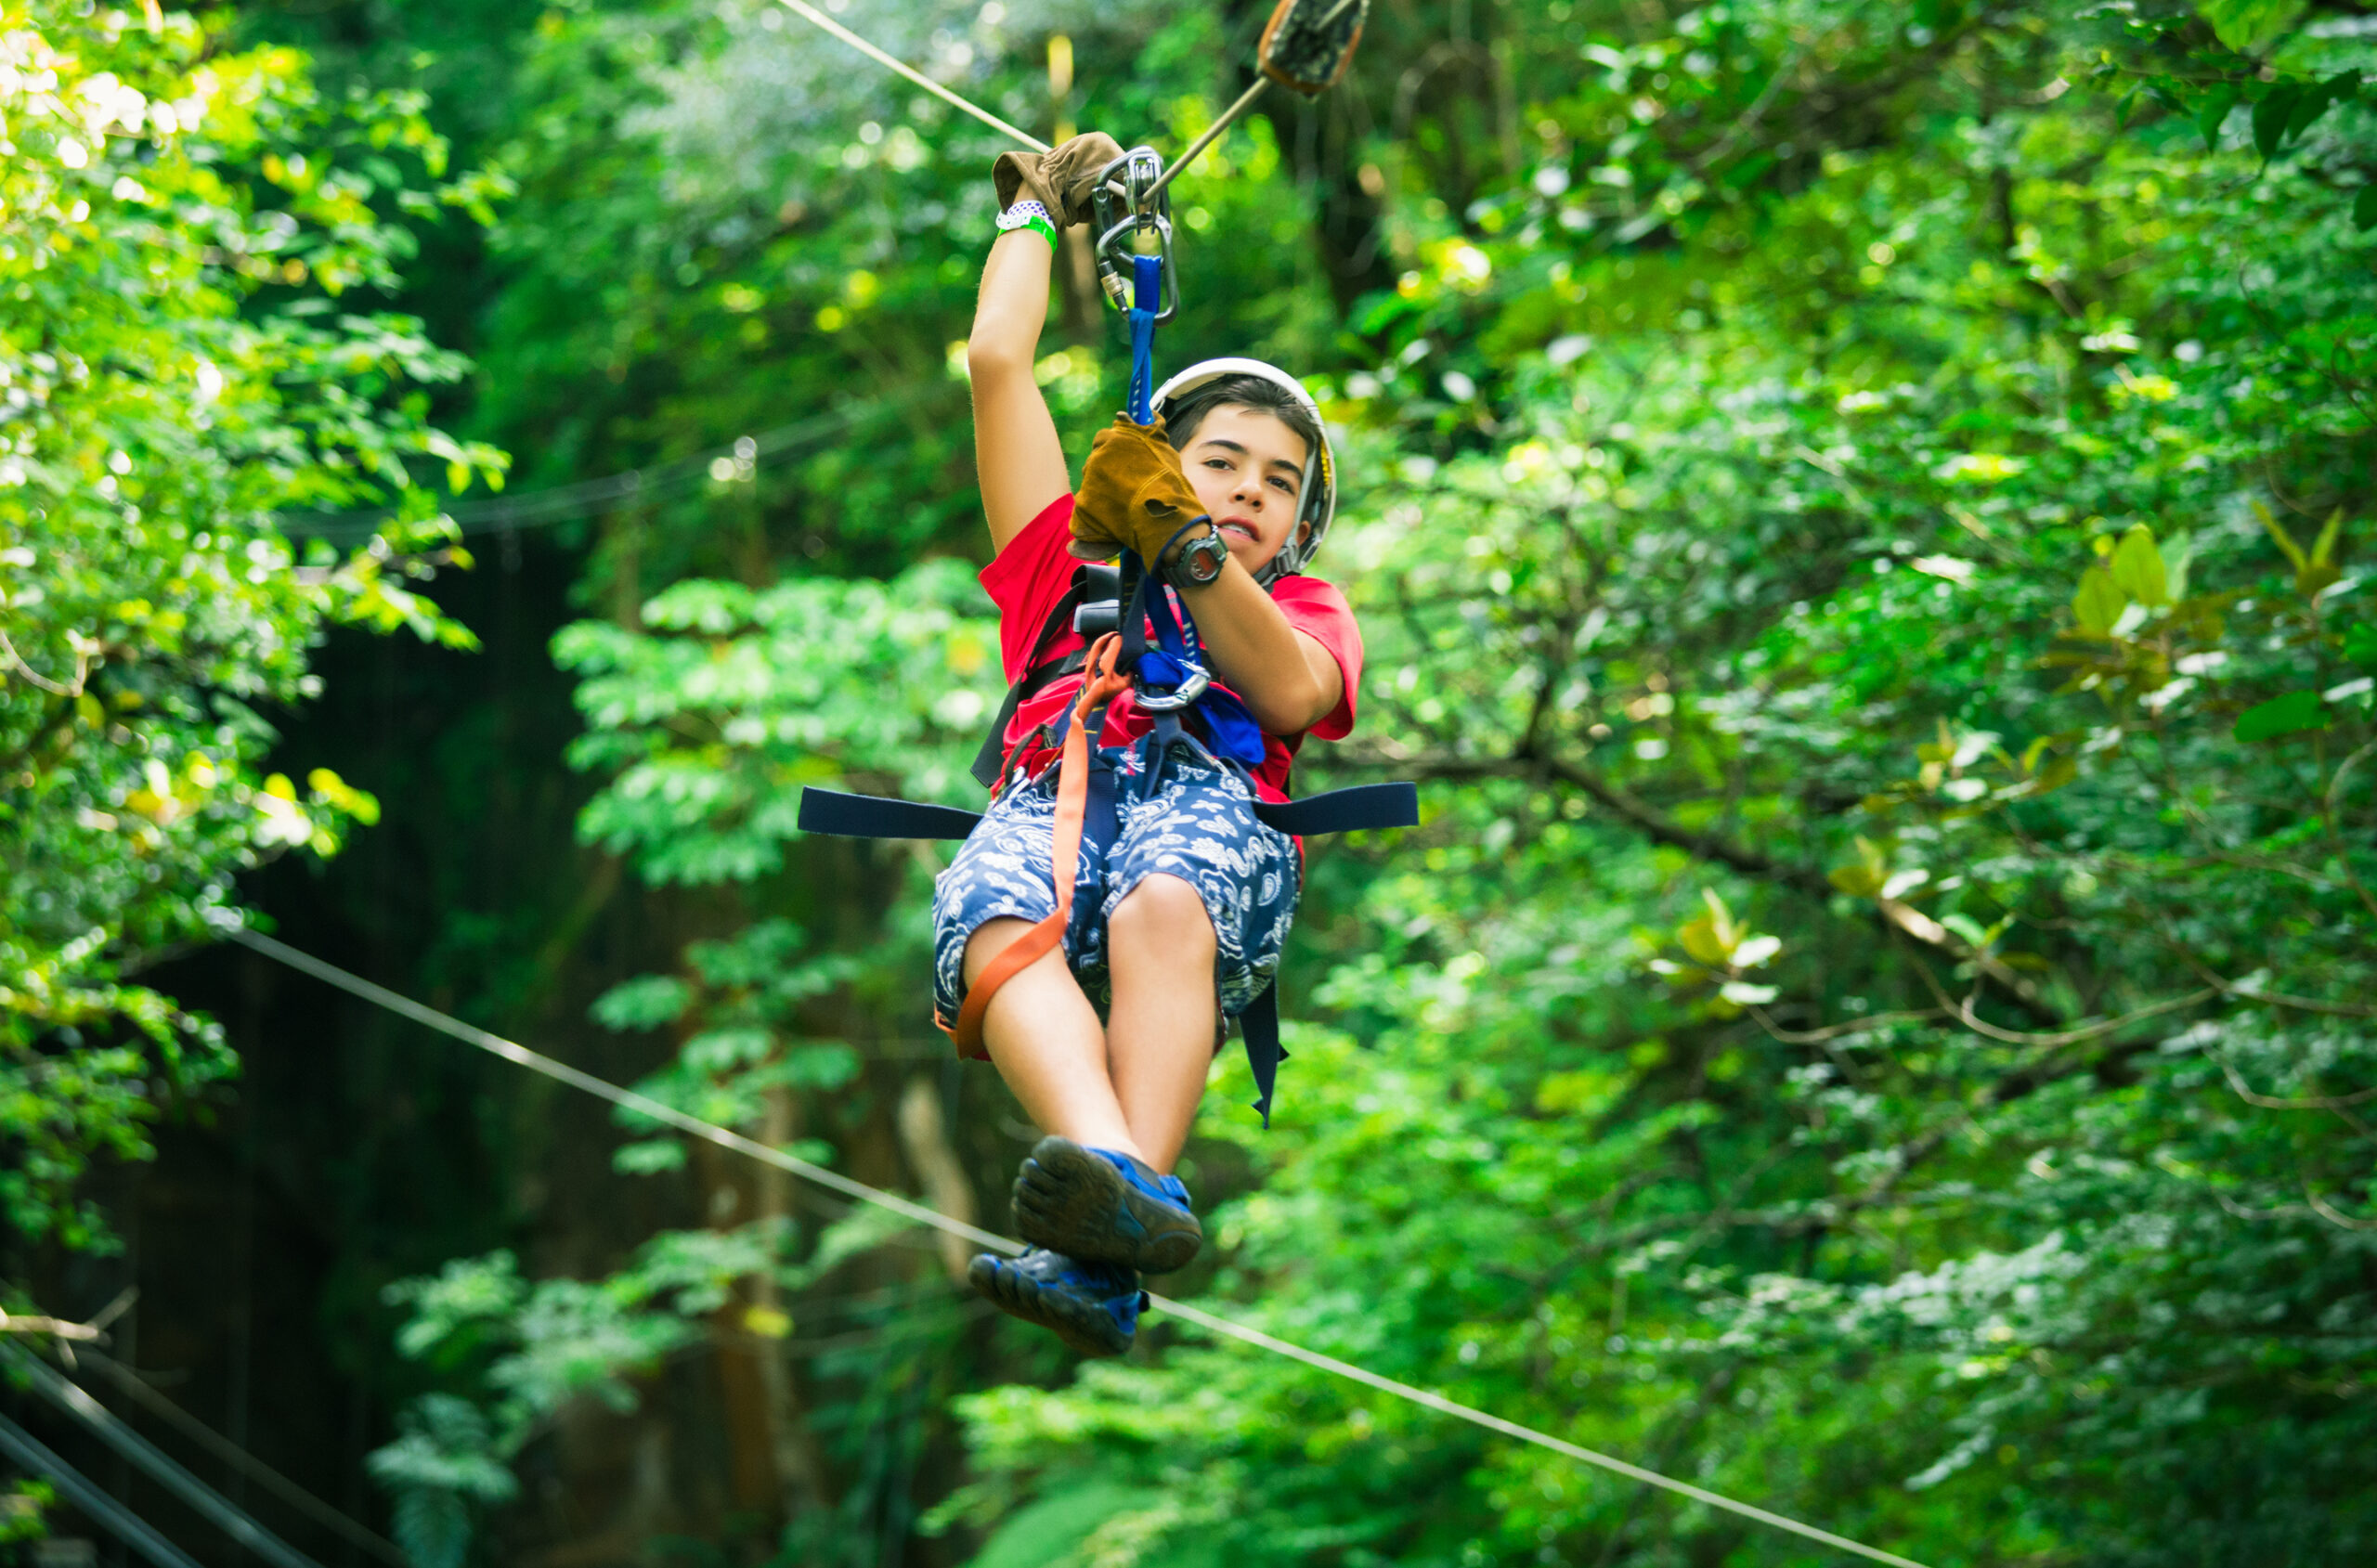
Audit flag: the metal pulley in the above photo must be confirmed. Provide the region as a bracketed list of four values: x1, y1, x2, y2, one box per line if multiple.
[1086, 0, 1371, 322]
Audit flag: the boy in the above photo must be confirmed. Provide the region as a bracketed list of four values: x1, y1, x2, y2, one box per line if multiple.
[940, 134, 1363, 1354]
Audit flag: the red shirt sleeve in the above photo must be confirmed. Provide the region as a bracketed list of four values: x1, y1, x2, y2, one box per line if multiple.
[979, 494, 1079, 681]
[1269, 575, 1362, 741]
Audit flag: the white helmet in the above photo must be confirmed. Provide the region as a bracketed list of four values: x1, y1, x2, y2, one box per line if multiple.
[1150, 357, 1337, 580]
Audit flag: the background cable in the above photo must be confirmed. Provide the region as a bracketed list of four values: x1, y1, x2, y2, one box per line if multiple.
[72, 1349, 409, 1568]
[228, 927, 1931, 1568]
[276, 399, 897, 545]
[0, 1413, 206, 1568]
[2, 1344, 326, 1568]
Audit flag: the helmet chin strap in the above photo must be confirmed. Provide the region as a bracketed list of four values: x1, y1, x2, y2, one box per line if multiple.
[1253, 518, 1313, 586]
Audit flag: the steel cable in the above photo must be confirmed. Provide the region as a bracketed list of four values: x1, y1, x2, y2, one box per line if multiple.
[228, 926, 1931, 1568]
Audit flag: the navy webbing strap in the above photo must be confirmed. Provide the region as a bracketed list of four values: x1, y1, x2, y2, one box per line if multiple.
[797, 779, 1416, 845]
[1248, 780, 1418, 836]
[798, 789, 981, 841]
[1240, 981, 1285, 1127]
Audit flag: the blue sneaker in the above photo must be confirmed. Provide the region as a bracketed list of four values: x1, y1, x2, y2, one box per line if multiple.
[968, 1247, 1146, 1356]
[1013, 1136, 1202, 1274]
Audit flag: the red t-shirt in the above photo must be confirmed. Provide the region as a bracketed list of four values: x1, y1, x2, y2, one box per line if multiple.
[979, 493, 1361, 804]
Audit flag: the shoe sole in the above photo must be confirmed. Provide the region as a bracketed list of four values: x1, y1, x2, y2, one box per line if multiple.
[967, 1252, 1134, 1357]
[1013, 1136, 1202, 1275]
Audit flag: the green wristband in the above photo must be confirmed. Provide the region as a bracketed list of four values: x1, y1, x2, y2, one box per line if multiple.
[994, 200, 1058, 249]
[994, 214, 1050, 248]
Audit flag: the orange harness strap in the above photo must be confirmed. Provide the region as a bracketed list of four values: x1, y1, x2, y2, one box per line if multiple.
[948, 633, 1132, 1059]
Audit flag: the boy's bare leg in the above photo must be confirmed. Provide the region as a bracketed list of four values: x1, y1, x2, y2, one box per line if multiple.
[965, 918, 1139, 1158]
[1103, 875, 1220, 1173]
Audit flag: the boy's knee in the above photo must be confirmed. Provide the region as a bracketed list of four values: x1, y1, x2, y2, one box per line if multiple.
[1110, 874, 1215, 952]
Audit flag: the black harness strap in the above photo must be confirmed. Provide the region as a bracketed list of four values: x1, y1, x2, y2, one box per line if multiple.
[798, 789, 982, 841]
[1239, 981, 1285, 1127]
[795, 779, 1419, 845]
[1248, 782, 1417, 837]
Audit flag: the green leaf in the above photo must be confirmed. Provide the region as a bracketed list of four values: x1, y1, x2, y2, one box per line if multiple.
[2073, 564, 2128, 634]
[2285, 83, 2338, 144]
[2253, 84, 2304, 159]
[2111, 525, 2170, 607]
[2232, 689, 2327, 742]
[2357, 185, 2377, 230]
[2344, 621, 2377, 676]
[2257, 501, 2308, 572]
[2196, 84, 2241, 152]
[2201, 0, 2308, 55]
[2311, 507, 2344, 569]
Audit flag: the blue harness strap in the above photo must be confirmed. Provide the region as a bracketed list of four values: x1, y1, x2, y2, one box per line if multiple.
[1127, 253, 1160, 424]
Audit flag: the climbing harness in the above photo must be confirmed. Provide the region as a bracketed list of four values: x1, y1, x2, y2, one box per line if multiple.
[231, 927, 1934, 1568]
[799, 235, 1415, 1123]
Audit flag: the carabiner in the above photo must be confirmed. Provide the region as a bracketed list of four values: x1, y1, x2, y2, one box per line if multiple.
[1090, 146, 1180, 323]
[1132, 665, 1211, 713]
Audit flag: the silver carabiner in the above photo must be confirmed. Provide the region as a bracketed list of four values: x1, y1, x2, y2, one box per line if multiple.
[1132, 665, 1210, 712]
[1089, 146, 1180, 322]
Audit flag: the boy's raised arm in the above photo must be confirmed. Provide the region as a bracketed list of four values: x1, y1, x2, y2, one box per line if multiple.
[968, 229, 1069, 554]
[968, 133, 1122, 554]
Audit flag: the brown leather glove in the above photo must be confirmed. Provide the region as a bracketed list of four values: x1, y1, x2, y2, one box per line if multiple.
[1070, 415, 1211, 563]
[993, 132, 1125, 230]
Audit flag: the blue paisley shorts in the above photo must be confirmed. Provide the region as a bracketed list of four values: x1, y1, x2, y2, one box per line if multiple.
[931, 745, 1300, 1027]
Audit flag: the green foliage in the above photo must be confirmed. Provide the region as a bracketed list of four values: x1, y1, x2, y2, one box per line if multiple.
[0, 1477, 54, 1550]
[212, 0, 2377, 1561]
[370, 1205, 925, 1562]
[0, 2, 500, 1250]
[366, 1395, 520, 1568]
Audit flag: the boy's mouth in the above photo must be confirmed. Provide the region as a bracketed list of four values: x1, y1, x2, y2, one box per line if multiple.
[1216, 518, 1258, 543]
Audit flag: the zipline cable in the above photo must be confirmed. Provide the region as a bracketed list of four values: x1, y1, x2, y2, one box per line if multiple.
[773, 0, 1048, 153]
[228, 926, 1932, 1568]
[277, 398, 901, 544]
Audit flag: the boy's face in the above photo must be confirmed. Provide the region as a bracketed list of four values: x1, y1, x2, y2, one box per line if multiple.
[1177, 404, 1311, 572]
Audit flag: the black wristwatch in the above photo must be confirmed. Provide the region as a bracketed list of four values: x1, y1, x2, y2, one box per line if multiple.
[1166, 521, 1230, 590]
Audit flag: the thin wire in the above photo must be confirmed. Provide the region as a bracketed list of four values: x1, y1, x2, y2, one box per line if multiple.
[276, 400, 892, 544]
[773, 0, 1047, 153]
[2, 1344, 325, 1568]
[72, 1349, 410, 1568]
[0, 1413, 205, 1568]
[1143, 76, 1269, 203]
[230, 927, 1932, 1568]
[228, 929, 1016, 1255]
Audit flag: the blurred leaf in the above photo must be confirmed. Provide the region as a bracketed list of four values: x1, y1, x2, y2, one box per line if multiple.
[2111, 525, 2169, 607]
[2073, 565, 2127, 634]
[2233, 689, 2327, 741]
[2202, 0, 2308, 53]
[2254, 84, 2304, 158]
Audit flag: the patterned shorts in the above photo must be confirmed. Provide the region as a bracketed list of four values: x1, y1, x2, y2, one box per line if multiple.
[930, 745, 1300, 1029]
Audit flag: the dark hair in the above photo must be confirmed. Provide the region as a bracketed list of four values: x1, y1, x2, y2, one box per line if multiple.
[1161, 374, 1323, 478]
